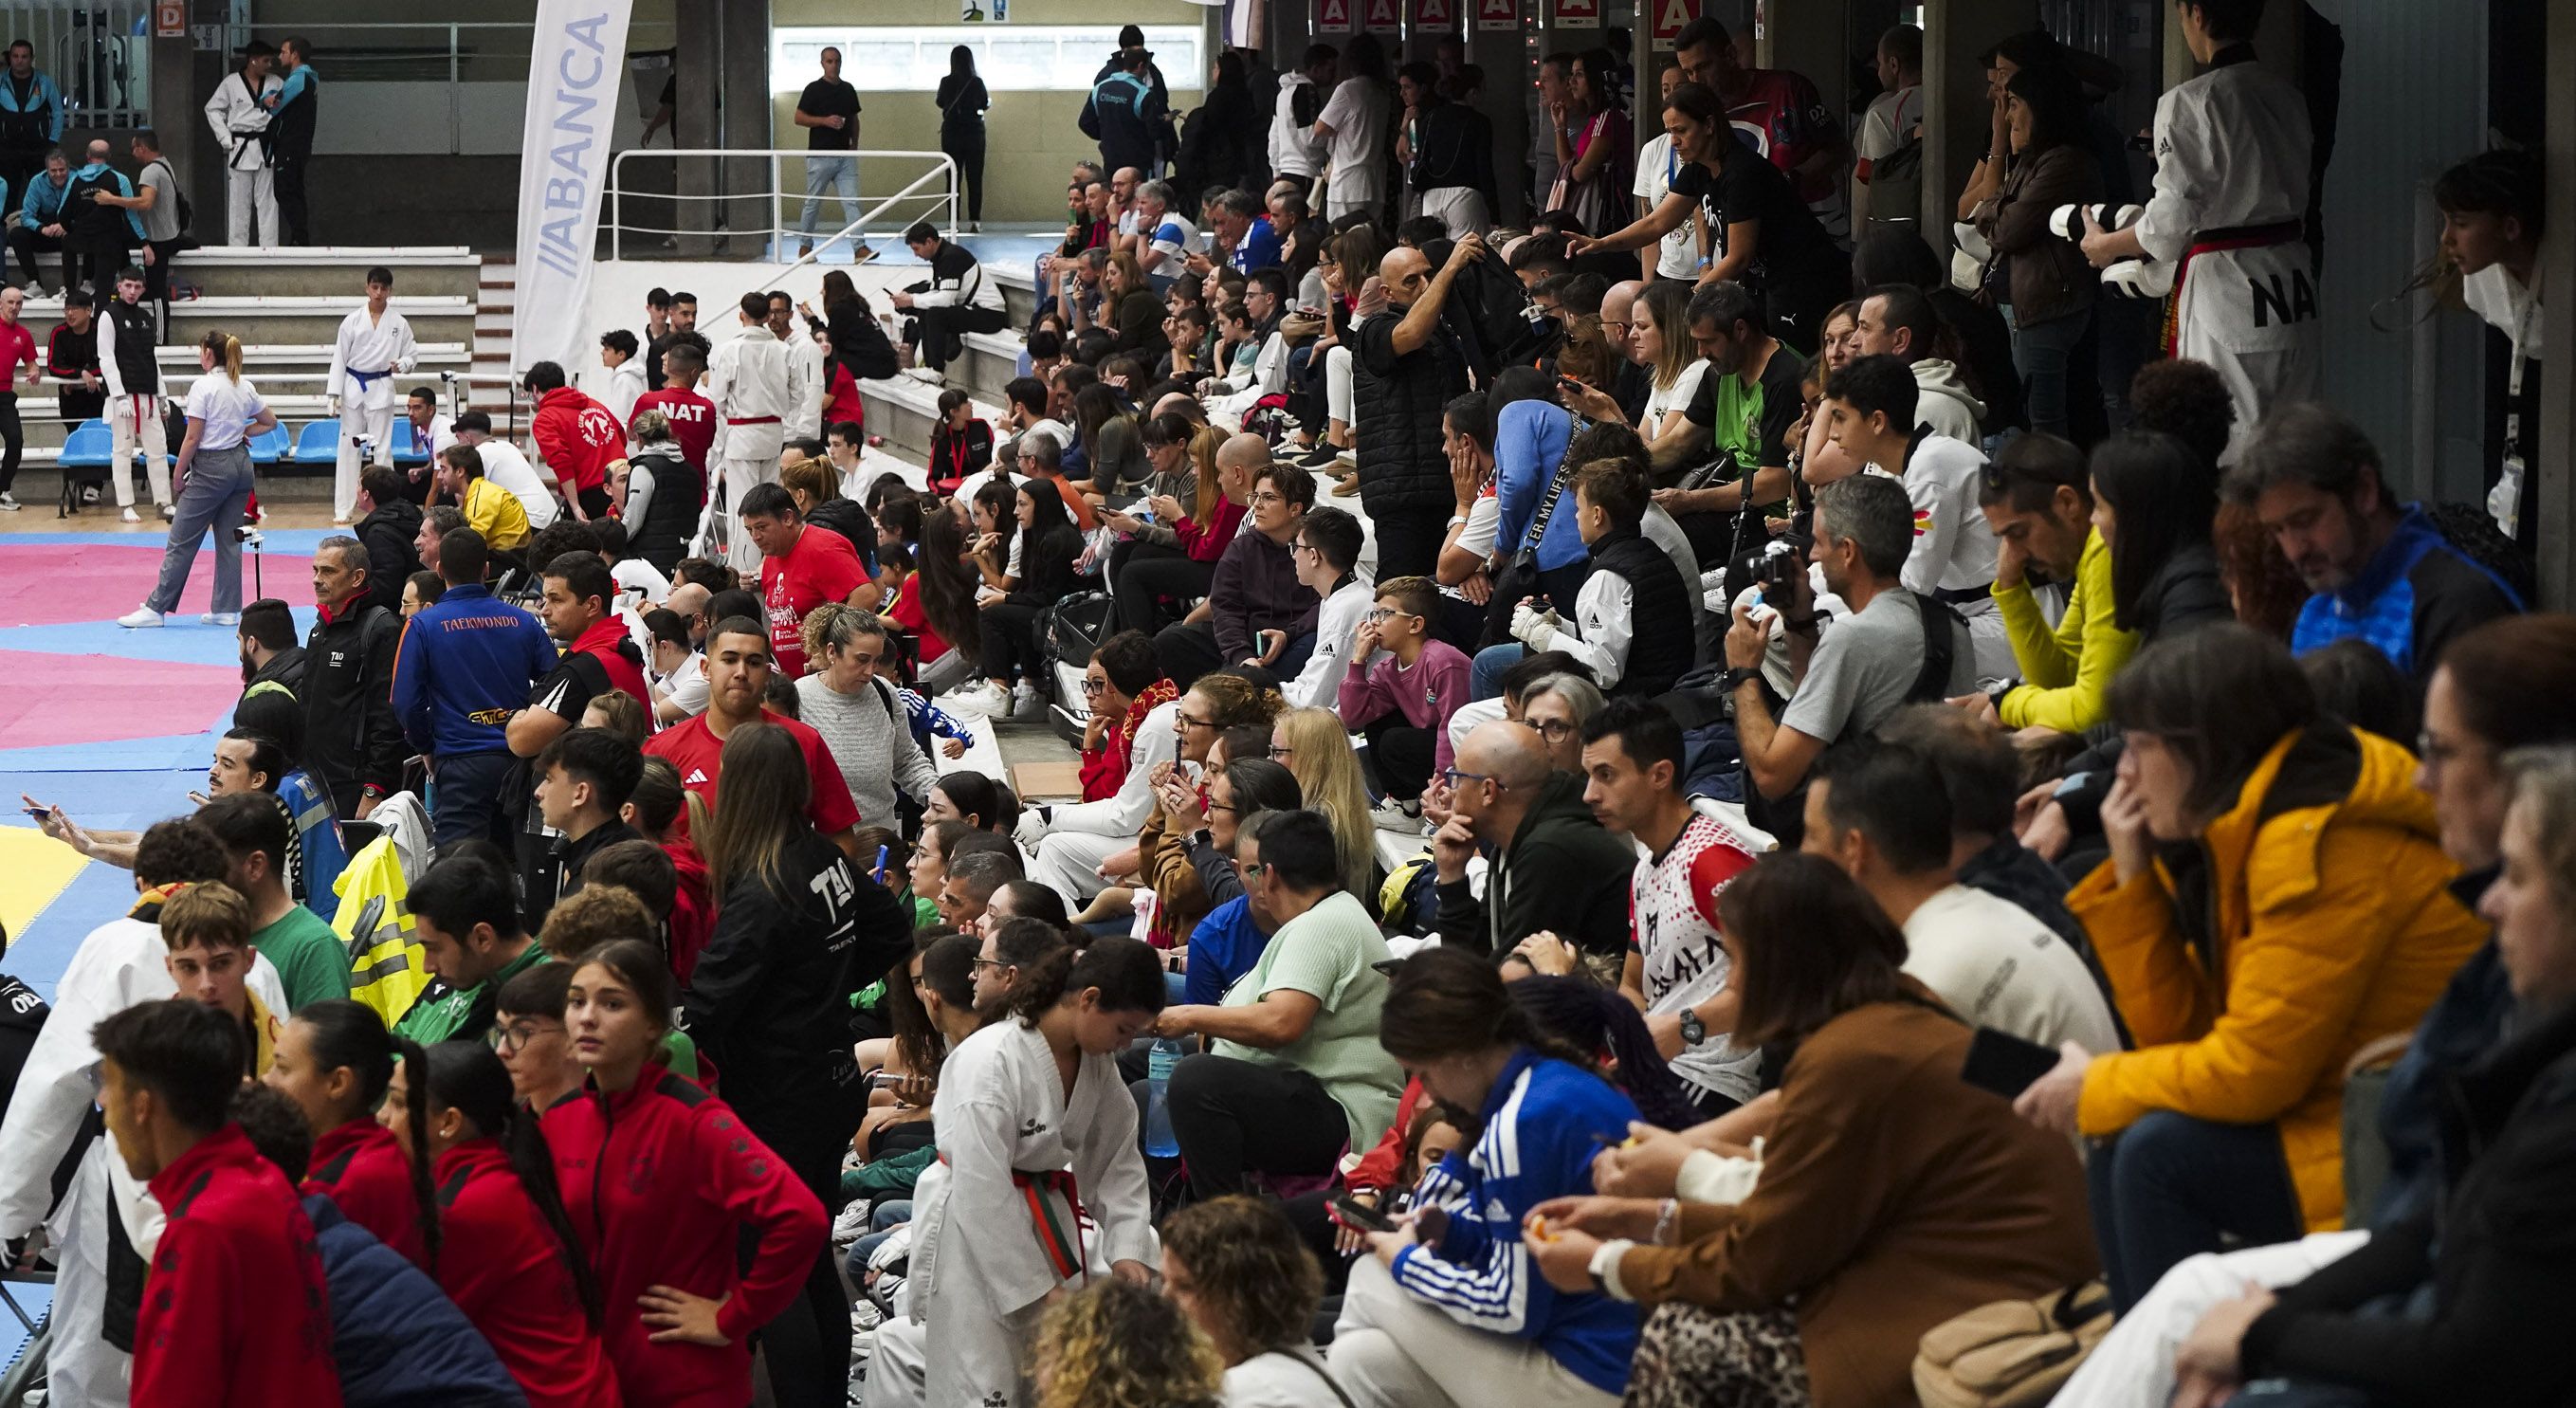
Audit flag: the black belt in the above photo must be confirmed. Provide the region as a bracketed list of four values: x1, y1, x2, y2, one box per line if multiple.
[1935, 583, 1994, 606]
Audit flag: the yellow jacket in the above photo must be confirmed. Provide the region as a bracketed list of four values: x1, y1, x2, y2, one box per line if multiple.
[1996, 529, 2137, 733]
[462, 477, 531, 554]
[335, 834, 431, 1028]
[2070, 725, 2486, 1230]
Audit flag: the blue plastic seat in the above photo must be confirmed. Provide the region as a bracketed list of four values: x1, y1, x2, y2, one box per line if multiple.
[57, 418, 114, 467]
[247, 424, 291, 465]
[391, 415, 431, 466]
[290, 418, 341, 465]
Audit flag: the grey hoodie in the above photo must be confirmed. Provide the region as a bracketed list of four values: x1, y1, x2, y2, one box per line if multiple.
[1911, 357, 1987, 444]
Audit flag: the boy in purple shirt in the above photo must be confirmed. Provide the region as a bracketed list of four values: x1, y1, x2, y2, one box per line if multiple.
[1337, 575, 1471, 805]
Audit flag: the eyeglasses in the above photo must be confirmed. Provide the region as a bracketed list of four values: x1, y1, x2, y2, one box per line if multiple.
[1267, 744, 1295, 760]
[1248, 490, 1287, 506]
[1081, 676, 1109, 695]
[1366, 607, 1419, 623]
[1439, 767, 1504, 790]
[969, 958, 1012, 975]
[1204, 800, 1238, 816]
[1289, 540, 1320, 557]
[1178, 714, 1215, 730]
[491, 1019, 563, 1053]
[1520, 717, 1578, 743]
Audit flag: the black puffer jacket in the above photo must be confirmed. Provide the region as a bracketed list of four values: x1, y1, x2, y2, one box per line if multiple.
[1353, 309, 1471, 518]
[1589, 528, 1695, 698]
[805, 497, 879, 576]
[355, 499, 423, 619]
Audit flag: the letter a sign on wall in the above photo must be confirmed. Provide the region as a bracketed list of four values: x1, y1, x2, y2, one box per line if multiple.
[1474, 0, 1516, 30]
[1651, 0, 1693, 48]
[1551, 0, 1600, 27]
[1363, 0, 1401, 34]
[1416, 0, 1455, 28]
[1318, 0, 1356, 32]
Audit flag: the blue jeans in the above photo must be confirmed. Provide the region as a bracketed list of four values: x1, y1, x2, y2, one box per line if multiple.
[429, 749, 514, 846]
[2088, 1110, 2308, 1312]
[146, 442, 254, 614]
[2011, 307, 2091, 441]
[842, 1198, 914, 1285]
[798, 155, 859, 241]
[1469, 642, 1526, 703]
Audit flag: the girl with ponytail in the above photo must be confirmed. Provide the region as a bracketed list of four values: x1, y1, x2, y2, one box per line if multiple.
[390, 1039, 620, 1408]
[120, 325, 276, 628]
[265, 998, 437, 1267]
[880, 936, 1167, 1408]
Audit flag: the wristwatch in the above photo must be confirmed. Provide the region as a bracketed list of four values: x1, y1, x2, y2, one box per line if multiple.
[1721, 666, 1759, 693]
[1678, 1008, 1708, 1047]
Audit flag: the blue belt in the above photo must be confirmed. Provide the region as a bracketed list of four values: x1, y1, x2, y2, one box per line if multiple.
[348, 367, 393, 389]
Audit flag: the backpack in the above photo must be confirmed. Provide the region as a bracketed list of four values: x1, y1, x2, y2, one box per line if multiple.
[146, 158, 194, 244]
[1862, 88, 1925, 232]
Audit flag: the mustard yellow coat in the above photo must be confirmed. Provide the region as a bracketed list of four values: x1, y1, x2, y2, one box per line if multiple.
[2069, 726, 2487, 1230]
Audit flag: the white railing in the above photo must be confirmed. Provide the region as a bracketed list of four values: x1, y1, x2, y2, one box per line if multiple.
[0, 0, 165, 130]
[606, 147, 959, 263]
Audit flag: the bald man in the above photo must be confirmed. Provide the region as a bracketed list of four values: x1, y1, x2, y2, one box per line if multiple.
[1151, 434, 1318, 688]
[1352, 234, 1481, 581]
[1428, 719, 1636, 965]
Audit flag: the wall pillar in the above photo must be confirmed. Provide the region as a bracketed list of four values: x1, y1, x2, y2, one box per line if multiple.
[2539, 4, 2575, 609]
[1465, 0, 1526, 221]
[1922, 0, 2040, 247]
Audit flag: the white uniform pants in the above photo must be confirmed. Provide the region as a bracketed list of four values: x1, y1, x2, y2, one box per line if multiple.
[1329, 1253, 1620, 1408]
[859, 1315, 928, 1408]
[717, 453, 776, 574]
[2172, 241, 2319, 463]
[335, 400, 394, 521]
[1419, 187, 1492, 238]
[42, 1143, 132, 1408]
[225, 166, 277, 248]
[108, 393, 169, 509]
[1030, 829, 1127, 904]
[2051, 1230, 2368, 1408]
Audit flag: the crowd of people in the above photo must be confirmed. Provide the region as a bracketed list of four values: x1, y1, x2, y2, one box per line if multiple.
[1, 3, 2569, 1407]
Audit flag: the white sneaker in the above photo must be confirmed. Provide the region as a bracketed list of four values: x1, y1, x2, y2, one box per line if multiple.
[941, 681, 1011, 717]
[117, 605, 164, 629]
[1371, 797, 1423, 832]
[1009, 682, 1040, 719]
[158, 502, 174, 520]
[831, 1200, 874, 1245]
[120, 507, 140, 523]
[0, 491, 18, 511]
[203, 612, 238, 626]
[902, 366, 943, 385]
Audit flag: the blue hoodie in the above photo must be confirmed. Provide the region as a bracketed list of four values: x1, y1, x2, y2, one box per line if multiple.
[391, 584, 558, 759]
[1392, 1048, 1642, 1397]
[2289, 506, 2520, 679]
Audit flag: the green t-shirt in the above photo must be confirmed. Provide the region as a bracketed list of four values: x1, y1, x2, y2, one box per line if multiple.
[1211, 889, 1405, 1152]
[1686, 341, 1805, 518]
[254, 905, 355, 1012]
[393, 941, 547, 1045]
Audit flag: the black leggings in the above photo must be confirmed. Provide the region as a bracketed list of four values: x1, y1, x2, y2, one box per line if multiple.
[0, 393, 19, 495]
[746, 1126, 852, 1408]
[1167, 1052, 1349, 1203]
[1111, 539, 1214, 635]
[942, 129, 986, 223]
[977, 599, 1047, 685]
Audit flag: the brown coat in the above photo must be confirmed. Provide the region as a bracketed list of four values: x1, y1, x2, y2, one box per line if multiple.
[1617, 996, 2099, 1408]
[1972, 143, 2105, 327]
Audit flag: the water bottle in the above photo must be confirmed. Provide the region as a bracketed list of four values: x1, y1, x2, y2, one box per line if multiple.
[1142, 1037, 1184, 1159]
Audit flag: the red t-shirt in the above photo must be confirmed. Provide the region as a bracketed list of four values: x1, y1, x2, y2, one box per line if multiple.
[1727, 69, 1836, 203]
[632, 387, 719, 471]
[886, 575, 949, 664]
[644, 706, 860, 838]
[760, 524, 868, 678]
[0, 321, 37, 386]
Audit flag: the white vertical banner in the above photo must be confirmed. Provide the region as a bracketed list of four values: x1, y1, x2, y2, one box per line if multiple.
[513, 0, 636, 376]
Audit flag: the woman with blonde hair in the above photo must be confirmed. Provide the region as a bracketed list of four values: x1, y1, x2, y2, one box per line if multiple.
[778, 449, 882, 596]
[1161, 1196, 1340, 1402]
[121, 329, 279, 629]
[1630, 280, 1708, 449]
[1036, 1255, 1223, 1408]
[1094, 250, 1168, 361]
[1271, 706, 1378, 900]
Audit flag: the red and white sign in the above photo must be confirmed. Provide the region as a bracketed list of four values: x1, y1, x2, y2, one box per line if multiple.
[1362, 0, 1401, 34]
[1650, 0, 1693, 49]
[1414, 0, 1455, 29]
[1318, 0, 1356, 32]
[152, 0, 184, 37]
[1474, 0, 1516, 30]
[1551, 0, 1599, 27]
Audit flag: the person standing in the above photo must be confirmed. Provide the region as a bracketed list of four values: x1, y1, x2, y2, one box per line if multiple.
[596, 329, 646, 424]
[203, 42, 282, 248]
[524, 359, 625, 522]
[1353, 240, 1479, 581]
[119, 331, 271, 613]
[702, 292, 795, 575]
[59, 139, 143, 296]
[1313, 35, 1391, 222]
[327, 266, 416, 523]
[793, 46, 867, 263]
[0, 286, 33, 511]
[114, 131, 184, 336]
[936, 46, 990, 231]
[632, 338, 717, 479]
[5, 148, 67, 295]
[98, 265, 170, 521]
[264, 37, 320, 246]
[300, 535, 408, 821]
[1268, 45, 1336, 196]
[393, 526, 557, 845]
[0, 40, 60, 210]
[1081, 47, 1165, 180]
[740, 482, 866, 681]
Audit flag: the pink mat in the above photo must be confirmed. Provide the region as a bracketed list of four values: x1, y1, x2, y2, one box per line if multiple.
[0, 543, 314, 625]
[0, 649, 248, 748]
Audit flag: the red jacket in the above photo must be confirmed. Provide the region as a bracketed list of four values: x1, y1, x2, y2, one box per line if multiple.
[664, 840, 715, 985]
[1347, 1077, 1432, 1197]
[1173, 495, 1248, 563]
[138, 1124, 345, 1408]
[431, 1138, 623, 1408]
[541, 1064, 826, 1408]
[303, 1119, 427, 1268]
[1079, 678, 1176, 803]
[531, 386, 627, 494]
[567, 616, 651, 708]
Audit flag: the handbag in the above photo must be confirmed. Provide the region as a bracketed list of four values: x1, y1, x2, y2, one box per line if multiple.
[1479, 453, 1578, 649]
[1912, 1280, 2111, 1408]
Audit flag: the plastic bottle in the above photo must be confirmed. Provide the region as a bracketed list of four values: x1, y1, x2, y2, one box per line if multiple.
[1142, 1036, 1184, 1159]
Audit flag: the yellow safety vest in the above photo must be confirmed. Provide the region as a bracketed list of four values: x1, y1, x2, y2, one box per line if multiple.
[335, 834, 429, 1026]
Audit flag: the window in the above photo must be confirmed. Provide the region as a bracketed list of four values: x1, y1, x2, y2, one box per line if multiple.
[773, 27, 1203, 95]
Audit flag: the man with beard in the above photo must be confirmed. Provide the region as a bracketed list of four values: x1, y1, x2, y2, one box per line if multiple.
[643, 616, 860, 860]
[232, 597, 306, 750]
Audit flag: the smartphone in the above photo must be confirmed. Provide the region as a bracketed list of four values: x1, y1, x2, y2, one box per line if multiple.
[1254, 629, 1282, 659]
[1328, 1193, 1397, 1234]
[1961, 1027, 2063, 1100]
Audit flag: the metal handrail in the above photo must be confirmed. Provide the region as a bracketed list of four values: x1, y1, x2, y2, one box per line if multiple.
[607, 147, 958, 264]
[229, 19, 677, 155]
